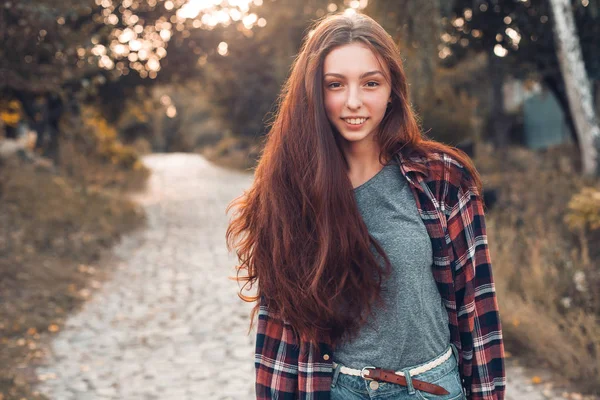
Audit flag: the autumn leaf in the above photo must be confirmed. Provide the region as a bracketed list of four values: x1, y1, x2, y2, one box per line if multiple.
[531, 376, 542, 384]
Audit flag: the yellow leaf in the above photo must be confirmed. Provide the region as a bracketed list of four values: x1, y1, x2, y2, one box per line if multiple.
[531, 376, 542, 384]
[48, 324, 59, 333]
[512, 318, 520, 327]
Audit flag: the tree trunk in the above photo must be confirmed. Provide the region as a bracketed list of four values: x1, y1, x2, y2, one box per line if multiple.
[549, 0, 600, 177]
[489, 51, 510, 151]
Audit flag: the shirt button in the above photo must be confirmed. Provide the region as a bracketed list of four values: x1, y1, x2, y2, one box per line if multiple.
[323, 354, 330, 361]
[369, 381, 379, 390]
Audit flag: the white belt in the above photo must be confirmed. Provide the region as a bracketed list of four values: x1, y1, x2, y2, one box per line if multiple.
[332, 346, 453, 378]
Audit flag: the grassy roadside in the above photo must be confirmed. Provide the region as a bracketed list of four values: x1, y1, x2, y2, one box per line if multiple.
[0, 148, 150, 400]
[475, 143, 600, 395]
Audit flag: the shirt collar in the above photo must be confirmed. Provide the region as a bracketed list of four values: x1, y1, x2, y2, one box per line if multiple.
[395, 148, 429, 177]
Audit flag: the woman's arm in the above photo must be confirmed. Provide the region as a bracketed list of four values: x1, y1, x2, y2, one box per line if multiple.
[447, 178, 506, 400]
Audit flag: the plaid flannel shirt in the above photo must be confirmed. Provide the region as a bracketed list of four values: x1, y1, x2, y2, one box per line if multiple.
[254, 150, 506, 399]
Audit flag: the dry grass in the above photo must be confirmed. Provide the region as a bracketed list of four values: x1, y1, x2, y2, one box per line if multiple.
[0, 145, 149, 399]
[475, 143, 600, 394]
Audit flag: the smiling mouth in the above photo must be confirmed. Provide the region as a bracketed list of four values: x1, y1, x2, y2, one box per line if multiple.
[342, 117, 368, 125]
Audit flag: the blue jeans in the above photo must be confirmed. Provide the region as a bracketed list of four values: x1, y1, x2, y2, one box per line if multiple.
[330, 344, 466, 400]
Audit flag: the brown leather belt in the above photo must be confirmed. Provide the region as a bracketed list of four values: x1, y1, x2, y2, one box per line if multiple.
[361, 367, 449, 395]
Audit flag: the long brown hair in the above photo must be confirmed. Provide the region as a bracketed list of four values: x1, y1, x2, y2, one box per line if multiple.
[225, 12, 482, 347]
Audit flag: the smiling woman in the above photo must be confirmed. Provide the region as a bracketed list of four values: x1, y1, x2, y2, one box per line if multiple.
[226, 11, 505, 400]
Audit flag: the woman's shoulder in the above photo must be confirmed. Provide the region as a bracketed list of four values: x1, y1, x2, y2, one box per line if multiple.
[397, 146, 479, 195]
[422, 151, 471, 187]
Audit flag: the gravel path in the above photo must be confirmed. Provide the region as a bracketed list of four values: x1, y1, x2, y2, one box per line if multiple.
[33, 153, 591, 400]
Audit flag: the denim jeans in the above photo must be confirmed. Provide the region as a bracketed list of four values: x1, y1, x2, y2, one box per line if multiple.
[330, 344, 466, 400]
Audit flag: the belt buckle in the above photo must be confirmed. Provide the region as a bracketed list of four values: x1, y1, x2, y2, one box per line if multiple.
[360, 366, 376, 381]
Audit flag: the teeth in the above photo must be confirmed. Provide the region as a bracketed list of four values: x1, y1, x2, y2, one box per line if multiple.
[344, 118, 366, 125]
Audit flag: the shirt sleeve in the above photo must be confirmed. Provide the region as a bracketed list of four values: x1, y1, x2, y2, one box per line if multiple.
[255, 296, 300, 400]
[447, 177, 506, 400]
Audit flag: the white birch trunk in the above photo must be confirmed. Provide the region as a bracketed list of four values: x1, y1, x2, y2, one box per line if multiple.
[549, 0, 600, 176]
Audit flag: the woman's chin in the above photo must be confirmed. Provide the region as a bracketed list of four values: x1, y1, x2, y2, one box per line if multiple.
[337, 129, 375, 144]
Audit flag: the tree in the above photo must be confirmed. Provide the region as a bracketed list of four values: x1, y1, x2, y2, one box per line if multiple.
[198, 0, 347, 138]
[365, 0, 443, 107]
[443, 0, 600, 151]
[549, 0, 600, 176]
[0, 0, 263, 158]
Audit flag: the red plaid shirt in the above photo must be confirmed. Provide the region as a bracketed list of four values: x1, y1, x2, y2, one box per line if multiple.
[254, 150, 506, 399]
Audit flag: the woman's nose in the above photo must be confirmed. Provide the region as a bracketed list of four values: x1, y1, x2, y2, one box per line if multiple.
[345, 87, 362, 109]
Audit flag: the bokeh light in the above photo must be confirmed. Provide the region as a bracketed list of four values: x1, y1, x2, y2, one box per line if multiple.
[494, 44, 508, 57]
[217, 41, 229, 56]
[79, 0, 266, 79]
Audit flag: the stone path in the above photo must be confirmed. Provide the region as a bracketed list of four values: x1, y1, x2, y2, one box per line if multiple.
[33, 153, 592, 399]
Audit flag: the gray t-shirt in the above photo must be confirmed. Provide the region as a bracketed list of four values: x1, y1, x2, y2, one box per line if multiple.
[333, 161, 450, 370]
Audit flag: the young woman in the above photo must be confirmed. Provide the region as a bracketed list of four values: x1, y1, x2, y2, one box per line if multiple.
[226, 12, 505, 400]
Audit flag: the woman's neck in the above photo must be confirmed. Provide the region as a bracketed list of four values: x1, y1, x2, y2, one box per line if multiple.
[342, 138, 387, 189]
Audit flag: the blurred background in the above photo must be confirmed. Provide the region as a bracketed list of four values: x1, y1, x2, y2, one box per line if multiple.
[1, 0, 599, 399]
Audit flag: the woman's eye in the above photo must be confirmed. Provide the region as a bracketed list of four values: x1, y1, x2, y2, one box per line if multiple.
[366, 81, 379, 87]
[327, 82, 342, 88]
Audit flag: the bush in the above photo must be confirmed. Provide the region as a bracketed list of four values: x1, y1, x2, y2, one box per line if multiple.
[56, 106, 150, 192]
[79, 106, 141, 169]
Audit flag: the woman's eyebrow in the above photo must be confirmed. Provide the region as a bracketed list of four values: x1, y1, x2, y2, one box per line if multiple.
[323, 70, 384, 79]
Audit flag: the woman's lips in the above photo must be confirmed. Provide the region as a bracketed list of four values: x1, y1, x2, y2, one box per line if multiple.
[342, 117, 368, 130]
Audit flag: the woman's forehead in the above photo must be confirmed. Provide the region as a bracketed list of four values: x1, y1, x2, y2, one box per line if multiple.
[323, 42, 389, 78]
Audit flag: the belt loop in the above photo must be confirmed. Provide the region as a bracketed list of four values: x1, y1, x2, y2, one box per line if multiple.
[331, 362, 342, 388]
[401, 367, 416, 395]
[450, 343, 459, 365]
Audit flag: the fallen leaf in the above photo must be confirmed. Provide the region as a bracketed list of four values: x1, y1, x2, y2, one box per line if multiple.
[48, 324, 59, 332]
[531, 376, 542, 384]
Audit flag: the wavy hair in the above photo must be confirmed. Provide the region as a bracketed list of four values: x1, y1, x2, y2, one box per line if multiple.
[225, 12, 482, 347]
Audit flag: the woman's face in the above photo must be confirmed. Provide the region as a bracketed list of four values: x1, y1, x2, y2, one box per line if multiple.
[323, 42, 392, 145]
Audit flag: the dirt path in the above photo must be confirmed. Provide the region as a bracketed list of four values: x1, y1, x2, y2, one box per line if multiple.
[32, 153, 592, 399]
